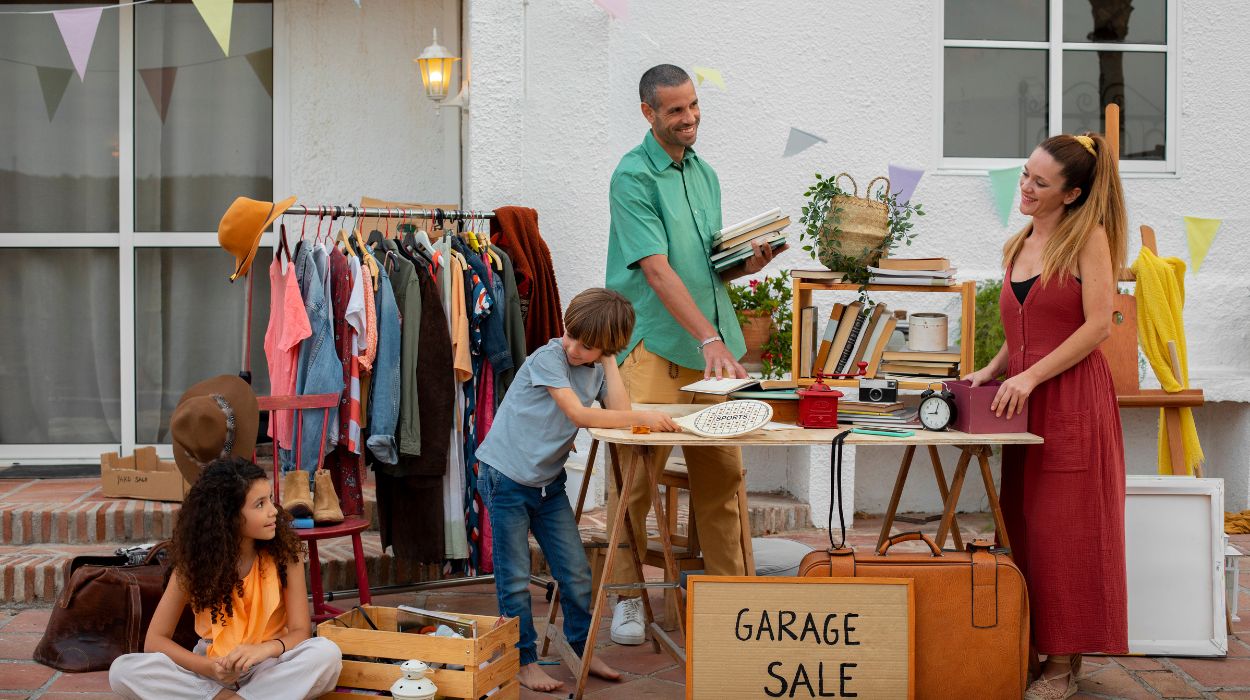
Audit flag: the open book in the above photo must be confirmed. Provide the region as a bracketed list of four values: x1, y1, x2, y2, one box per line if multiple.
[680, 377, 796, 396]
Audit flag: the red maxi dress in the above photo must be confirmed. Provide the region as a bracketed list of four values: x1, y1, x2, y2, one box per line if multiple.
[998, 266, 1128, 654]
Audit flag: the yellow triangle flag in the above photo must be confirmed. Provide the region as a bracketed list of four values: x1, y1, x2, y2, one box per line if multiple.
[692, 66, 726, 91]
[1183, 216, 1221, 273]
[192, 0, 234, 56]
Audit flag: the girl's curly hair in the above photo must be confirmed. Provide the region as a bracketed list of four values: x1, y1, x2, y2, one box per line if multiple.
[171, 457, 302, 625]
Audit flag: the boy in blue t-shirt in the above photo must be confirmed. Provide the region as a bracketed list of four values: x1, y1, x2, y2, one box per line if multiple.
[475, 288, 678, 693]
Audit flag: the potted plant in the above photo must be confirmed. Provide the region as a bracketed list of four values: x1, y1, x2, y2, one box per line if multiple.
[797, 172, 925, 301]
[727, 271, 793, 379]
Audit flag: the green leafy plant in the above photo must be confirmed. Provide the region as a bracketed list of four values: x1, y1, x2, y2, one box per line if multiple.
[973, 280, 1005, 371]
[727, 271, 792, 380]
[798, 172, 925, 305]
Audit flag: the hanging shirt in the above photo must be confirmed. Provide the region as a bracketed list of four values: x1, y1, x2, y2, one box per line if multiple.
[606, 130, 746, 370]
[264, 257, 311, 450]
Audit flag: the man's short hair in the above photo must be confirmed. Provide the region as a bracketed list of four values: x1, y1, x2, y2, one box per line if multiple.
[564, 288, 635, 357]
[639, 64, 691, 109]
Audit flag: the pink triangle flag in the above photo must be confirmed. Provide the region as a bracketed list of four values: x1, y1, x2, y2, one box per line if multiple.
[594, 0, 628, 21]
[53, 7, 103, 82]
[139, 67, 179, 122]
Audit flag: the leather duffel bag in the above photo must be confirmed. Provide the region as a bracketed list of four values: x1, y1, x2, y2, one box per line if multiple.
[799, 430, 1030, 700]
[34, 541, 197, 673]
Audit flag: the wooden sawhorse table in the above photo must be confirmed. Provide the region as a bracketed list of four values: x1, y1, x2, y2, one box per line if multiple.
[546, 405, 1041, 699]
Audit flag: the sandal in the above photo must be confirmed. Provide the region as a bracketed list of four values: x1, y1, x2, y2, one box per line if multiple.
[1024, 661, 1076, 700]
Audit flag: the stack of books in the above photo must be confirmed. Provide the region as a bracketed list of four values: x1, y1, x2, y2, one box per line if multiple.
[867, 257, 956, 286]
[877, 350, 961, 380]
[805, 302, 897, 378]
[791, 269, 847, 283]
[711, 209, 789, 272]
[836, 400, 920, 429]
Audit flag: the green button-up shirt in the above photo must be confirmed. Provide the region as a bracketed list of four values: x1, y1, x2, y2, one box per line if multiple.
[606, 130, 745, 370]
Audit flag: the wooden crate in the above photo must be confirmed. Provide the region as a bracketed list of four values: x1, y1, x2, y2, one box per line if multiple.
[317, 605, 520, 699]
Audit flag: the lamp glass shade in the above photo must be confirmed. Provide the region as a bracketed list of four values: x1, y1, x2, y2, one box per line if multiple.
[415, 30, 460, 101]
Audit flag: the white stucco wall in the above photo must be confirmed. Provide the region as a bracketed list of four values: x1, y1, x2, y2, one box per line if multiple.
[280, 0, 462, 206]
[461, 1, 1250, 520]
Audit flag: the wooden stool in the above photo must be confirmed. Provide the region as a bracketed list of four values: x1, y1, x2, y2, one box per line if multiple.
[644, 461, 755, 630]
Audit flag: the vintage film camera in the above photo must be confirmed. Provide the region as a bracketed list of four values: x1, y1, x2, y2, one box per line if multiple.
[858, 377, 899, 403]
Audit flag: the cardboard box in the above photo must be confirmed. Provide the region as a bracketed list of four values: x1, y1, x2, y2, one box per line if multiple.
[948, 379, 1029, 434]
[100, 447, 190, 502]
[317, 605, 520, 699]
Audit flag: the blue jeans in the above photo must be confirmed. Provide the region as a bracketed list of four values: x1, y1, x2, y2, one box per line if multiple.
[478, 463, 592, 666]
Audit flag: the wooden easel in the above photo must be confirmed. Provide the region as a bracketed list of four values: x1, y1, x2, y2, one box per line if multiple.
[1097, 104, 1205, 476]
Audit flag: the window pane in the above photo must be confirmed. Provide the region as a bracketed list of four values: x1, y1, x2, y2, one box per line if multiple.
[945, 0, 1047, 41]
[134, 1, 272, 232]
[134, 248, 272, 443]
[1063, 51, 1165, 160]
[1063, 0, 1166, 44]
[945, 48, 1048, 158]
[0, 249, 120, 443]
[0, 3, 119, 232]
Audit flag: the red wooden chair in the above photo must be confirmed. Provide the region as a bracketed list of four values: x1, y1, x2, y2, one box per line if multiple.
[257, 394, 371, 621]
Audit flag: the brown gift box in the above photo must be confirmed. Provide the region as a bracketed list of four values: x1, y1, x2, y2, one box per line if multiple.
[948, 379, 1029, 434]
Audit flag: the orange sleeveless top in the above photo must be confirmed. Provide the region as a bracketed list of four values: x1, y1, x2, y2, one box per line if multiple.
[194, 552, 287, 658]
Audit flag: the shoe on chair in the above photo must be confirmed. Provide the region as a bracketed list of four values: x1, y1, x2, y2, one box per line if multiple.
[610, 597, 646, 646]
[312, 470, 344, 524]
[282, 470, 314, 519]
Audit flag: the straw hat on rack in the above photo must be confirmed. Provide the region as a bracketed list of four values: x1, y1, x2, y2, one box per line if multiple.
[219, 195, 297, 281]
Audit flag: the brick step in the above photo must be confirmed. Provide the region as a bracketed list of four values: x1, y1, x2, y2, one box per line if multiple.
[0, 478, 378, 545]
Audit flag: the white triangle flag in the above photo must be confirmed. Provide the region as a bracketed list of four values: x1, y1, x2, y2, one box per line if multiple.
[53, 7, 103, 81]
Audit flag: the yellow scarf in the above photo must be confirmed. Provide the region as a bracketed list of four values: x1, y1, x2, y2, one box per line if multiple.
[1130, 247, 1204, 475]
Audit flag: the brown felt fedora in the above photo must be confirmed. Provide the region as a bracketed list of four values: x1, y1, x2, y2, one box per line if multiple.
[170, 375, 259, 485]
[218, 195, 297, 281]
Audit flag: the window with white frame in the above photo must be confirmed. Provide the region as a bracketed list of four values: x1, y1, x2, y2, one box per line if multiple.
[0, 1, 273, 460]
[942, 0, 1173, 172]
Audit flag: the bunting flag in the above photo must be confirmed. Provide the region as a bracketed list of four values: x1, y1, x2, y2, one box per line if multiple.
[353, 0, 360, 5]
[593, 0, 628, 21]
[988, 164, 1023, 226]
[246, 47, 273, 97]
[35, 66, 74, 121]
[53, 6, 103, 81]
[192, 0, 234, 56]
[1183, 216, 1222, 273]
[782, 127, 826, 158]
[139, 66, 178, 122]
[887, 164, 924, 206]
[692, 66, 726, 91]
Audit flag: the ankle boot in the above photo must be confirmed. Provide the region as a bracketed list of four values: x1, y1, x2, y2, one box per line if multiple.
[282, 470, 314, 519]
[312, 469, 344, 524]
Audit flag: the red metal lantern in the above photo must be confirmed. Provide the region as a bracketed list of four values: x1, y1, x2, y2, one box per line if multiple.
[796, 362, 868, 429]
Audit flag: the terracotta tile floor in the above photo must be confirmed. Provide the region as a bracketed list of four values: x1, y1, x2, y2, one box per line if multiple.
[4, 528, 1249, 698]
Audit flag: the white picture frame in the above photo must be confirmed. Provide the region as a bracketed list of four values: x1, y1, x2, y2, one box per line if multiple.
[1126, 476, 1227, 656]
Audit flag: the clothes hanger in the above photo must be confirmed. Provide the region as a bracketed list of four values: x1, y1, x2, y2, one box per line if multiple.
[351, 206, 381, 286]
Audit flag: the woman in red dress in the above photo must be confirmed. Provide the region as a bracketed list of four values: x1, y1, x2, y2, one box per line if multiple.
[965, 132, 1128, 699]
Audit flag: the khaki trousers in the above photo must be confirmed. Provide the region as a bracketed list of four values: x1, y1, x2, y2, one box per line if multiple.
[608, 341, 746, 592]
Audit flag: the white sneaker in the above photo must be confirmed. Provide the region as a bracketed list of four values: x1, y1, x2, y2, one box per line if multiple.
[610, 597, 646, 645]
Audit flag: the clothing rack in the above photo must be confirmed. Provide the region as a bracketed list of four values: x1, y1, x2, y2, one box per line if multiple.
[281, 204, 495, 220]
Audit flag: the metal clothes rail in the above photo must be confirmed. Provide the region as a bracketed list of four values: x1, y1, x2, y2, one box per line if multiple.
[281, 204, 495, 220]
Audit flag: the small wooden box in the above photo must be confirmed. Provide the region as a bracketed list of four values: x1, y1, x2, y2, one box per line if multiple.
[316, 605, 520, 699]
[100, 447, 190, 502]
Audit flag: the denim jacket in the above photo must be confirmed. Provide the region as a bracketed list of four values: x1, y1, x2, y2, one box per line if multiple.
[366, 248, 401, 465]
[283, 242, 346, 472]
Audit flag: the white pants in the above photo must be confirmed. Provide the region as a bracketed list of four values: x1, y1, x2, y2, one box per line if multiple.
[109, 637, 342, 700]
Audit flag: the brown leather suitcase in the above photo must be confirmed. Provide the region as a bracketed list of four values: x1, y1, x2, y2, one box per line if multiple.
[799, 430, 1030, 699]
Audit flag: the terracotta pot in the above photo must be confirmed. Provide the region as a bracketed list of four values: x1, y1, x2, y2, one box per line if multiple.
[739, 311, 775, 372]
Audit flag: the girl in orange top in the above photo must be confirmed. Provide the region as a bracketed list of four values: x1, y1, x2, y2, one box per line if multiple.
[110, 458, 341, 700]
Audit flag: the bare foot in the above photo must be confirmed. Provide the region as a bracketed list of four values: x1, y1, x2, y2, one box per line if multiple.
[517, 663, 565, 693]
[588, 655, 622, 682]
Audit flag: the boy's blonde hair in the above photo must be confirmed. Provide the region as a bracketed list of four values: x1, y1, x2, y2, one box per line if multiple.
[564, 288, 635, 356]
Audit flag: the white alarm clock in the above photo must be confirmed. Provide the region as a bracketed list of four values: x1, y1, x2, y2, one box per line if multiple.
[918, 384, 957, 431]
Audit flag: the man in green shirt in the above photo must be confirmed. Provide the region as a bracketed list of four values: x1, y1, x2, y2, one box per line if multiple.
[604, 64, 782, 645]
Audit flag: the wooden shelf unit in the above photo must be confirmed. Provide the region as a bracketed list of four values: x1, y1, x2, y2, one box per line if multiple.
[790, 278, 976, 390]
